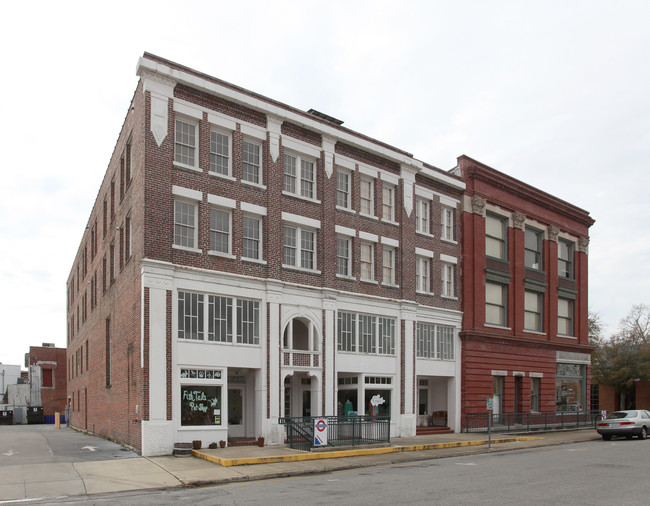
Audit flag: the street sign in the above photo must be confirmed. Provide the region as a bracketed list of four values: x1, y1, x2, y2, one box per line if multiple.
[486, 397, 494, 411]
[314, 418, 328, 447]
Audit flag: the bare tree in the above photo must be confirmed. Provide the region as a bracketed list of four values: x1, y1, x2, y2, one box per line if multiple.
[617, 303, 650, 345]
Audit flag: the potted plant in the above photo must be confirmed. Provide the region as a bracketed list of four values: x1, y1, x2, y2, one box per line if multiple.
[192, 440, 202, 450]
[257, 436, 265, 447]
[208, 442, 218, 449]
[219, 440, 226, 448]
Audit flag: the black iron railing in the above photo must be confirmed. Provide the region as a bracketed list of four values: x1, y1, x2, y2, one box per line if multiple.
[464, 410, 602, 433]
[279, 415, 391, 451]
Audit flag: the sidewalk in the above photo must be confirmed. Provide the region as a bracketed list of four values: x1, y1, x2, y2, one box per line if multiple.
[0, 429, 600, 502]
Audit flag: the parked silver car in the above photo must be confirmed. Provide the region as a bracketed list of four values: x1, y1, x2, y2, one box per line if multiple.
[596, 410, 650, 440]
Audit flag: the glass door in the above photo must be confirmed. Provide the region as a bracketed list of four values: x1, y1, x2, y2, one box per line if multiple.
[228, 387, 244, 437]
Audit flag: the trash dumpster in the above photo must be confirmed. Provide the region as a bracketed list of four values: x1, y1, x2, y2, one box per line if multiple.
[0, 410, 13, 425]
[27, 406, 44, 424]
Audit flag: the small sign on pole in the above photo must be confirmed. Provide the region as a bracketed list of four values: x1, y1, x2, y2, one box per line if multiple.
[314, 418, 328, 447]
[486, 397, 493, 449]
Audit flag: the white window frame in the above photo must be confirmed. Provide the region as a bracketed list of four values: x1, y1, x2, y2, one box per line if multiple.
[382, 246, 395, 286]
[360, 177, 375, 217]
[416, 256, 431, 294]
[242, 214, 262, 261]
[174, 118, 199, 170]
[173, 199, 199, 252]
[283, 151, 317, 200]
[336, 236, 352, 278]
[337, 310, 396, 356]
[416, 323, 455, 361]
[242, 138, 263, 186]
[524, 290, 543, 332]
[209, 128, 232, 177]
[525, 227, 543, 270]
[360, 242, 375, 282]
[558, 239, 574, 279]
[209, 207, 232, 256]
[416, 198, 431, 235]
[283, 225, 317, 271]
[486, 213, 507, 260]
[336, 169, 352, 210]
[441, 263, 454, 298]
[441, 206, 454, 241]
[486, 282, 507, 327]
[558, 298, 574, 337]
[382, 183, 395, 223]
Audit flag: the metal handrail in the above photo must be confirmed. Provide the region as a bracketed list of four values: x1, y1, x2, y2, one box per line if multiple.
[463, 410, 601, 433]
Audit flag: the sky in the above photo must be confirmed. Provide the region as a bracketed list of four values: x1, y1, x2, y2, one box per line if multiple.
[1, 0, 649, 368]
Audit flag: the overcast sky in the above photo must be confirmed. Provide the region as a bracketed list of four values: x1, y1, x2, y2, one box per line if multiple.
[1, 0, 648, 368]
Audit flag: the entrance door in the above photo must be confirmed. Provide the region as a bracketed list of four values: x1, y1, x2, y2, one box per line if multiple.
[302, 390, 311, 417]
[514, 377, 523, 423]
[228, 388, 245, 437]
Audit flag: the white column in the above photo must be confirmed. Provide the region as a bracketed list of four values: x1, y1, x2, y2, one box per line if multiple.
[323, 294, 337, 415]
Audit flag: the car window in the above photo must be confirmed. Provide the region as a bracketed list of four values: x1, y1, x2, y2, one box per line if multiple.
[641, 411, 650, 419]
[608, 411, 636, 419]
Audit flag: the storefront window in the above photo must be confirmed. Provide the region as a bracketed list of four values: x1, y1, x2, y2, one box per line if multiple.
[555, 363, 586, 412]
[181, 385, 222, 426]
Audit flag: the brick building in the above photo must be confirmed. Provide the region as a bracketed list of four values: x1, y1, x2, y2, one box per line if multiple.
[66, 53, 466, 455]
[27, 344, 67, 419]
[454, 156, 594, 426]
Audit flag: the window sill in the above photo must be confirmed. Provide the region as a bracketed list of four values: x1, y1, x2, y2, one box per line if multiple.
[484, 323, 511, 330]
[241, 180, 267, 190]
[242, 257, 267, 265]
[441, 295, 458, 300]
[282, 191, 321, 205]
[209, 171, 236, 182]
[441, 237, 457, 245]
[336, 274, 356, 281]
[282, 264, 321, 274]
[381, 219, 399, 226]
[360, 278, 378, 285]
[416, 290, 434, 296]
[359, 213, 378, 220]
[173, 161, 202, 173]
[381, 283, 400, 289]
[173, 244, 202, 254]
[557, 334, 577, 340]
[208, 251, 235, 259]
[416, 231, 435, 239]
[524, 329, 546, 336]
[336, 206, 356, 214]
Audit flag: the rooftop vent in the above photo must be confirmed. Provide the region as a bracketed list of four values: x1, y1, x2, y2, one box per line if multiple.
[307, 109, 344, 126]
[42, 343, 55, 348]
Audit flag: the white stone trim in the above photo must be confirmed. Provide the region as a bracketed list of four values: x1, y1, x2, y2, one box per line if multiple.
[491, 370, 507, 376]
[439, 195, 459, 208]
[513, 371, 525, 377]
[207, 194, 236, 209]
[282, 137, 321, 158]
[380, 171, 400, 186]
[415, 247, 434, 259]
[415, 186, 435, 200]
[207, 112, 236, 131]
[359, 164, 379, 178]
[440, 254, 457, 264]
[173, 100, 203, 119]
[335, 155, 356, 170]
[335, 225, 356, 237]
[150, 92, 168, 147]
[530, 372, 544, 378]
[381, 236, 399, 247]
[172, 185, 202, 201]
[282, 212, 321, 229]
[241, 202, 267, 216]
[241, 123, 266, 141]
[359, 231, 378, 242]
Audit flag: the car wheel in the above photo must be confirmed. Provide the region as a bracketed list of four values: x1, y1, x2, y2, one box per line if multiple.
[602, 435, 611, 441]
[639, 427, 647, 440]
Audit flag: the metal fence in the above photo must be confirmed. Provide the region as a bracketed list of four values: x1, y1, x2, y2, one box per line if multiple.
[279, 415, 391, 451]
[464, 410, 602, 433]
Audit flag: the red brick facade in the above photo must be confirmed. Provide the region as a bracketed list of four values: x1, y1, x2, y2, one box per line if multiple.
[27, 346, 67, 417]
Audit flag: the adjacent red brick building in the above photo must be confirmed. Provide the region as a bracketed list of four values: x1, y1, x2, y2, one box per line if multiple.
[27, 344, 67, 418]
[455, 156, 594, 426]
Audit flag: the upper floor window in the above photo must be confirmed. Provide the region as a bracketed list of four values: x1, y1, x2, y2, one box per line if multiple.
[242, 215, 261, 260]
[210, 129, 231, 176]
[486, 282, 507, 326]
[524, 290, 543, 332]
[558, 240, 574, 279]
[486, 213, 507, 260]
[416, 323, 455, 360]
[242, 140, 262, 184]
[210, 208, 231, 255]
[416, 256, 431, 293]
[360, 177, 374, 216]
[415, 198, 430, 234]
[337, 310, 395, 355]
[558, 298, 574, 336]
[174, 200, 197, 249]
[175, 119, 197, 168]
[382, 246, 395, 285]
[525, 227, 543, 270]
[337, 170, 351, 209]
[337, 236, 351, 276]
[284, 153, 316, 199]
[441, 207, 454, 241]
[442, 263, 454, 298]
[284, 225, 316, 270]
[360, 242, 375, 281]
[382, 184, 395, 222]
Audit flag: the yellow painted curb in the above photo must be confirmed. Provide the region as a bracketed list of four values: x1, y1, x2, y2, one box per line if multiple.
[192, 436, 541, 467]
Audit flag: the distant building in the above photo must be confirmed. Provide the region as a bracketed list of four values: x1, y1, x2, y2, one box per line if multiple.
[26, 344, 67, 418]
[1, 363, 22, 403]
[454, 156, 594, 426]
[67, 53, 465, 455]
